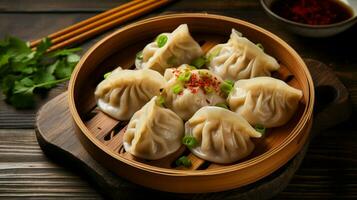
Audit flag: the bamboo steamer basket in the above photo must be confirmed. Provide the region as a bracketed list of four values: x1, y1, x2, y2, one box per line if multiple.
[68, 13, 314, 193]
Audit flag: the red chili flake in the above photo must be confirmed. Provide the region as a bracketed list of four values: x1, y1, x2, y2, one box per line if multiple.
[271, 0, 353, 25]
[183, 71, 221, 96]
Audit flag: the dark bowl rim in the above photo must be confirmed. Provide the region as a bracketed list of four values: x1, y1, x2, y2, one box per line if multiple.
[260, 0, 357, 29]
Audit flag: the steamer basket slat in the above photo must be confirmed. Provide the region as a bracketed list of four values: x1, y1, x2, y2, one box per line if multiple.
[68, 14, 314, 193]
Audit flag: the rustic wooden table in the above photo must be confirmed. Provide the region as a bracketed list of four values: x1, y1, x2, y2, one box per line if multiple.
[0, 0, 356, 199]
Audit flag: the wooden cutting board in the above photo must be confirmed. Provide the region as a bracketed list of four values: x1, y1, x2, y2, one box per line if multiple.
[35, 59, 350, 200]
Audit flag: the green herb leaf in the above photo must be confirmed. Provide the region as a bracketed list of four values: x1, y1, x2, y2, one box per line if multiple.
[46, 60, 59, 74]
[175, 156, 192, 168]
[191, 56, 206, 69]
[215, 102, 229, 109]
[67, 54, 80, 63]
[12, 62, 35, 74]
[182, 136, 198, 149]
[156, 34, 168, 48]
[254, 124, 266, 135]
[220, 80, 234, 96]
[33, 71, 56, 89]
[172, 84, 183, 94]
[6, 37, 31, 58]
[0, 54, 9, 67]
[50, 47, 82, 57]
[0, 36, 81, 109]
[1, 75, 17, 96]
[54, 60, 75, 79]
[36, 38, 52, 54]
[9, 91, 35, 109]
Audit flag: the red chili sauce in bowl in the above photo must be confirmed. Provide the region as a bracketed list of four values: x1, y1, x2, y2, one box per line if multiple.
[270, 0, 354, 25]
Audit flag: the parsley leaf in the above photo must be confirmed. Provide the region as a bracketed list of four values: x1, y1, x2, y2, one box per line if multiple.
[0, 36, 81, 109]
[54, 60, 75, 79]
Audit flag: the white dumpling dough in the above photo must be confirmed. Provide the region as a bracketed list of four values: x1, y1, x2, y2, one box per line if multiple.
[162, 64, 226, 121]
[207, 29, 280, 81]
[228, 77, 303, 128]
[135, 24, 203, 74]
[123, 97, 184, 160]
[185, 106, 262, 164]
[95, 67, 166, 120]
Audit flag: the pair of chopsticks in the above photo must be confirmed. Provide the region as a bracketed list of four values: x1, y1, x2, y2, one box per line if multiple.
[30, 0, 172, 52]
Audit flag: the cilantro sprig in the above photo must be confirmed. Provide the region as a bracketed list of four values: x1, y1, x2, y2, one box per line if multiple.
[0, 36, 81, 109]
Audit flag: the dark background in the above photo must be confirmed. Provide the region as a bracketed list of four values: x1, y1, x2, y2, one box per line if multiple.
[0, 0, 356, 199]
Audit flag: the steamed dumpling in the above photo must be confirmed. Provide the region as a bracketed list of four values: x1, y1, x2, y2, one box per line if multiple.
[95, 67, 165, 120]
[123, 96, 184, 160]
[185, 106, 262, 164]
[228, 77, 303, 128]
[161, 65, 226, 121]
[135, 24, 203, 74]
[207, 29, 280, 81]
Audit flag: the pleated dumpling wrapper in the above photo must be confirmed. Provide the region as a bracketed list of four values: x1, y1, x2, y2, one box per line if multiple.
[228, 77, 303, 128]
[123, 96, 184, 160]
[185, 106, 262, 164]
[206, 29, 280, 81]
[135, 24, 203, 74]
[161, 64, 227, 121]
[95, 67, 166, 120]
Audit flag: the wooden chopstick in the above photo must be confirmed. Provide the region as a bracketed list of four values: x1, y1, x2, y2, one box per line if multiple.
[30, 0, 172, 51]
[48, 0, 159, 48]
[30, 0, 144, 48]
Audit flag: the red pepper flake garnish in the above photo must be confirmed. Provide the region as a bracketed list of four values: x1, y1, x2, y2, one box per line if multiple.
[271, 0, 353, 25]
[173, 68, 225, 97]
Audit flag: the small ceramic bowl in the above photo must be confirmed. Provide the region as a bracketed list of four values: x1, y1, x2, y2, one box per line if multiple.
[260, 0, 357, 37]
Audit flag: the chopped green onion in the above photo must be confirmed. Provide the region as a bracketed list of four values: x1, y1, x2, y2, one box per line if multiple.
[172, 84, 183, 94]
[254, 124, 266, 135]
[204, 86, 214, 94]
[156, 96, 165, 107]
[215, 102, 229, 109]
[220, 80, 234, 96]
[182, 136, 198, 149]
[136, 50, 143, 60]
[256, 43, 264, 51]
[156, 34, 168, 48]
[167, 55, 178, 65]
[198, 70, 211, 78]
[211, 47, 222, 57]
[191, 56, 206, 69]
[178, 70, 191, 82]
[206, 47, 222, 64]
[103, 72, 112, 79]
[175, 156, 192, 168]
[189, 65, 197, 70]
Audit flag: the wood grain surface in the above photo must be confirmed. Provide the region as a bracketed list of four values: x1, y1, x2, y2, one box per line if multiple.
[0, 0, 357, 199]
